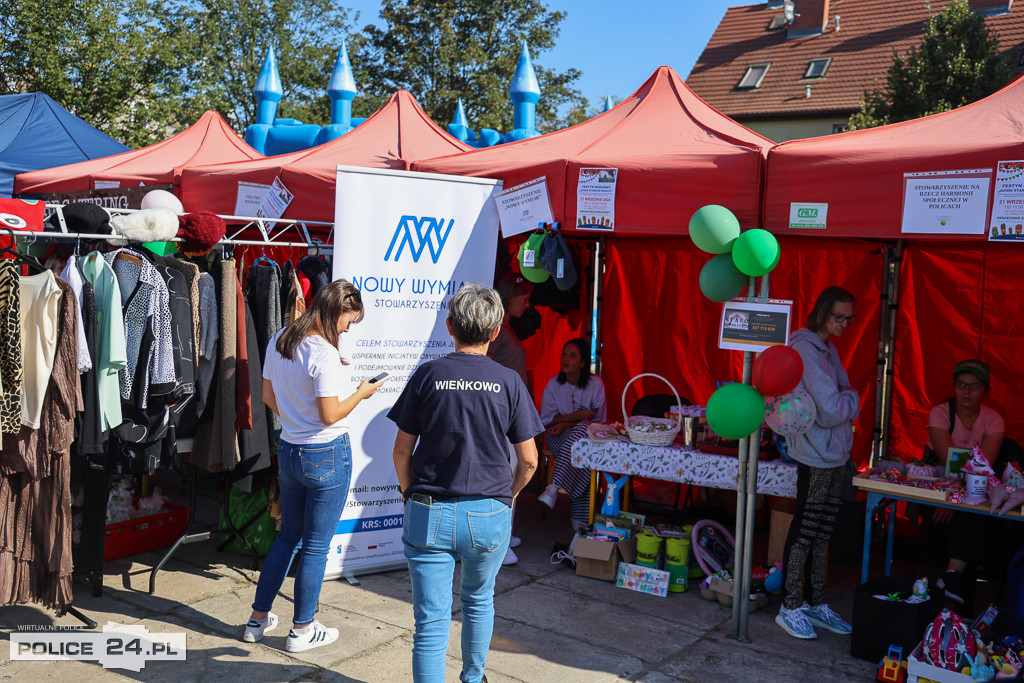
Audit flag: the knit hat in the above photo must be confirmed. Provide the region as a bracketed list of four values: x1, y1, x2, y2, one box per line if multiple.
[177, 211, 226, 255]
[46, 202, 112, 234]
[953, 359, 990, 385]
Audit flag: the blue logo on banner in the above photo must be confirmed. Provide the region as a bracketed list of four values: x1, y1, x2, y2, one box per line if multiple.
[384, 216, 454, 264]
[335, 514, 403, 535]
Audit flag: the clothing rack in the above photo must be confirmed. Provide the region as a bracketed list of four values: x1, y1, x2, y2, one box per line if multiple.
[7, 210, 335, 606]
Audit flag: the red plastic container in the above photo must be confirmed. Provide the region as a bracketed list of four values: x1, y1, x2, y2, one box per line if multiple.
[104, 500, 190, 562]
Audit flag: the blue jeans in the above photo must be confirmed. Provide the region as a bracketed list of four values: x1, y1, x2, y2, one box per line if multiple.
[404, 496, 511, 683]
[252, 434, 352, 626]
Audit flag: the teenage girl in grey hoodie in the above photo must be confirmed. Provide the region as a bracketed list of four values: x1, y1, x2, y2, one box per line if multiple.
[776, 286, 860, 641]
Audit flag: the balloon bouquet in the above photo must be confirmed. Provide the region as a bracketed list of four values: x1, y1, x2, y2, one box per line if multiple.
[688, 205, 814, 443]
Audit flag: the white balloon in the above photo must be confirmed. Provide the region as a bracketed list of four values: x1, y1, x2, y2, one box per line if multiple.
[140, 189, 183, 214]
[764, 388, 817, 437]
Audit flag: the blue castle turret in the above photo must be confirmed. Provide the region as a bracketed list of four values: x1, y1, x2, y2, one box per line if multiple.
[315, 41, 357, 145]
[502, 40, 541, 143]
[447, 98, 475, 143]
[603, 96, 614, 112]
[245, 47, 284, 153]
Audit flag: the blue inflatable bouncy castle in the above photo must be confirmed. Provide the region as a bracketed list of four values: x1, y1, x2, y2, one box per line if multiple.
[245, 40, 545, 155]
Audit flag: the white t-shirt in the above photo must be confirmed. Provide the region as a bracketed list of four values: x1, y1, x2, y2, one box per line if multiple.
[264, 330, 350, 444]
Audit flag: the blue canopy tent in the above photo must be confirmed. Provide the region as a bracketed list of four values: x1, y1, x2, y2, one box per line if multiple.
[0, 93, 129, 196]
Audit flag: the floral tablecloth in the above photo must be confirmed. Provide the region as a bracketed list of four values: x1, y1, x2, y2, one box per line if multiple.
[570, 438, 798, 498]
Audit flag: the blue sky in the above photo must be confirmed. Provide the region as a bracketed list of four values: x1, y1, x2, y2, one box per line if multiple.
[344, 1, 744, 106]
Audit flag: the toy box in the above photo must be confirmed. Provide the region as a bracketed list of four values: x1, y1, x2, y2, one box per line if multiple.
[852, 576, 943, 662]
[573, 536, 637, 581]
[104, 500, 190, 562]
[906, 642, 973, 683]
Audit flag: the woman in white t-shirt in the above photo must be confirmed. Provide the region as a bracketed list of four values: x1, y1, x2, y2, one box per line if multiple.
[242, 279, 380, 653]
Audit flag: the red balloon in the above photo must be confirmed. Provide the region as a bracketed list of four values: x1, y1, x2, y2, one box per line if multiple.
[752, 345, 804, 396]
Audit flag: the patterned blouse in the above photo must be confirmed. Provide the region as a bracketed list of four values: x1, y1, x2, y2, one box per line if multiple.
[104, 249, 174, 407]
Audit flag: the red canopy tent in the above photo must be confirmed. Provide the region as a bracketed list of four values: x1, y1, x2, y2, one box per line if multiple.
[178, 90, 471, 223]
[414, 67, 780, 434]
[763, 75, 1024, 463]
[413, 66, 772, 236]
[764, 73, 1024, 240]
[14, 110, 261, 193]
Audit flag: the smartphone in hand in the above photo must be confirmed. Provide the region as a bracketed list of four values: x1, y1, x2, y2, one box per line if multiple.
[369, 372, 389, 383]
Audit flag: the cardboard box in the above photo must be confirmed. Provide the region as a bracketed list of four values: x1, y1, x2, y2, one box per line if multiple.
[907, 643, 973, 683]
[573, 536, 637, 581]
[767, 502, 795, 566]
[851, 577, 943, 662]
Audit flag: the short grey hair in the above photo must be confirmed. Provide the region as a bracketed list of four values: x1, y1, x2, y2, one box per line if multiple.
[448, 283, 504, 345]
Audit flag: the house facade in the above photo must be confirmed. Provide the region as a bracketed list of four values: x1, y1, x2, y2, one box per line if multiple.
[686, 0, 1024, 142]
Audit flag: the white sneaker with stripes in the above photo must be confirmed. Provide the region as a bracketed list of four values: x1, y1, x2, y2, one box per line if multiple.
[285, 620, 339, 653]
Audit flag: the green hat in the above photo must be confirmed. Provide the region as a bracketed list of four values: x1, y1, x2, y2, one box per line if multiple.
[517, 232, 550, 283]
[954, 359, 990, 385]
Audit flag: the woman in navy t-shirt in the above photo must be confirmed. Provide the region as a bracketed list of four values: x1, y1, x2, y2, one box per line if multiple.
[389, 283, 543, 683]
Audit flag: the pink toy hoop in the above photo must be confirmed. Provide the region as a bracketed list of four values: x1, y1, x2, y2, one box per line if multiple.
[691, 519, 736, 577]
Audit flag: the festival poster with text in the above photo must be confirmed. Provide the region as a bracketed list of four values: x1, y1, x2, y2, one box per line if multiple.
[990, 161, 1024, 242]
[329, 166, 501, 578]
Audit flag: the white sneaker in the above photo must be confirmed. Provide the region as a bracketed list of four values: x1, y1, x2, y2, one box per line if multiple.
[537, 484, 559, 509]
[242, 612, 278, 643]
[509, 535, 521, 549]
[502, 547, 519, 566]
[285, 620, 339, 653]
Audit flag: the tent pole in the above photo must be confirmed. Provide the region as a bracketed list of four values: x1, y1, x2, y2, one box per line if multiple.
[871, 245, 893, 466]
[731, 276, 758, 641]
[734, 274, 769, 642]
[880, 240, 904, 461]
[593, 236, 605, 378]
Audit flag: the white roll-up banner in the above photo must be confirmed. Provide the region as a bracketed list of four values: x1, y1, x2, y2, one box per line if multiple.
[327, 166, 502, 578]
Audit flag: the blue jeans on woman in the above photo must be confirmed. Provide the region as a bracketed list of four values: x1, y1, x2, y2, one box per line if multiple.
[252, 434, 352, 626]
[404, 495, 511, 683]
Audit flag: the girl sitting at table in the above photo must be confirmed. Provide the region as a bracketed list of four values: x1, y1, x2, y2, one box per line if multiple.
[537, 338, 607, 531]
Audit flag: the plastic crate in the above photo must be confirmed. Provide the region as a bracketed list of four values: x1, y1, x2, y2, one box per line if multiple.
[104, 500, 190, 562]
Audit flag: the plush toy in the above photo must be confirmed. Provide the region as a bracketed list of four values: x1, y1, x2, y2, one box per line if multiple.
[906, 577, 929, 604]
[601, 474, 628, 516]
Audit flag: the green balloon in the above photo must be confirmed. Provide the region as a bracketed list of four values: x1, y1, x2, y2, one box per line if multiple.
[689, 205, 740, 254]
[731, 229, 780, 276]
[699, 254, 747, 302]
[706, 382, 765, 440]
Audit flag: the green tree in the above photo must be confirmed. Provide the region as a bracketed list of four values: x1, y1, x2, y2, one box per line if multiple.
[0, 0, 191, 147]
[357, 0, 585, 134]
[846, 0, 1013, 130]
[179, 0, 360, 135]
[0, 0, 359, 147]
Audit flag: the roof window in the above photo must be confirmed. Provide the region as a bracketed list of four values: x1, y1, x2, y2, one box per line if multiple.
[737, 63, 771, 89]
[803, 58, 831, 79]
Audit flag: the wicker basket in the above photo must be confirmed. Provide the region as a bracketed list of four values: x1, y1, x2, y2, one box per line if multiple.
[621, 373, 682, 446]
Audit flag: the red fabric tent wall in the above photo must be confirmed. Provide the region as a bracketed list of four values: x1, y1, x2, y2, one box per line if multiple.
[179, 91, 471, 222]
[764, 73, 1024, 239]
[602, 236, 883, 465]
[890, 242, 1023, 462]
[414, 66, 771, 237]
[14, 111, 261, 192]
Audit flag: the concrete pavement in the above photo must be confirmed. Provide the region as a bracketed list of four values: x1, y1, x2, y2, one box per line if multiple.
[0, 491, 878, 682]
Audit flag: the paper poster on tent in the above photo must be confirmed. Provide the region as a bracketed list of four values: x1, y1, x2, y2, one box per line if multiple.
[234, 181, 270, 217]
[495, 176, 554, 237]
[789, 202, 828, 229]
[329, 165, 501, 578]
[900, 169, 991, 235]
[719, 300, 791, 352]
[989, 161, 1024, 242]
[256, 176, 294, 221]
[576, 167, 617, 231]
